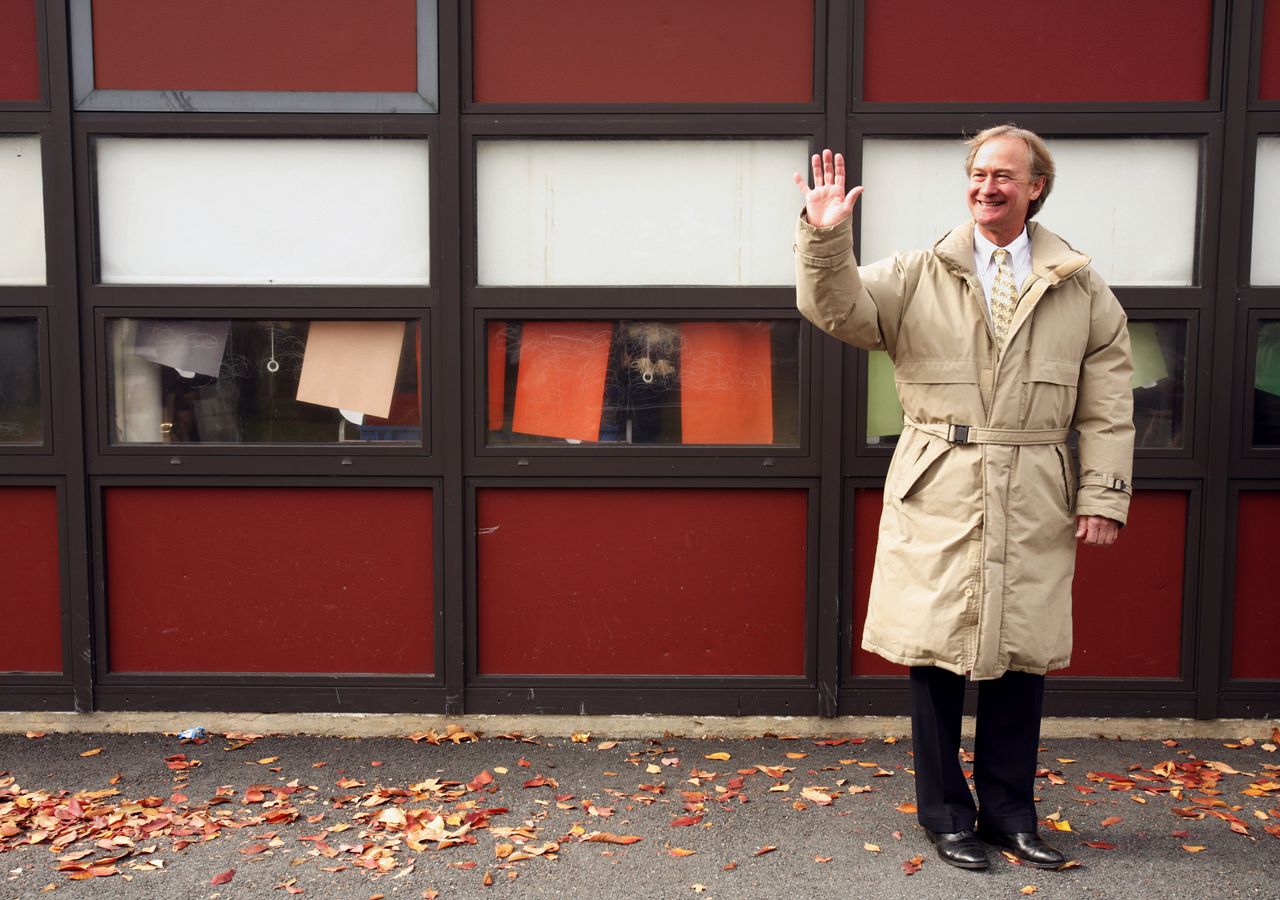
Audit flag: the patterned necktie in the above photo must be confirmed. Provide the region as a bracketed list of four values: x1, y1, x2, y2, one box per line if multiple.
[990, 247, 1019, 351]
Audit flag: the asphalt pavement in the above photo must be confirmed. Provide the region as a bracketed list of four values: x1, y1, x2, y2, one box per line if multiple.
[1, 726, 1277, 899]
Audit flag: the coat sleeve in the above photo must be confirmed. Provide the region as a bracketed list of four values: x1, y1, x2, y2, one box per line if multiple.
[794, 213, 909, 355]
[1072, 269, 1135, 525]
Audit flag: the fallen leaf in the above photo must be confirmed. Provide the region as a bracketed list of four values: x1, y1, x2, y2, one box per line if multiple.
[1084, 841, 1116, 850]
[1021, 886, 1038, 895]
[814, 855, 832, 863]
[785, 753, 808, 759]
[704, 752, 731, 761]
[670, 816, 703, 827]
[258, 756, 279, 764]
[483, 870, 494, 886]
[895, 802, 917, 814]
[864, 843, 881, 852]
[571, 732, 591, 743]
[597, 741, 618, 750]
[801, 787, 833, 806]
[902, 854, 924, 875]
[581, 832, 642, 845]
[669, 848, 696, 857]
[1181, 845, 1207, 853]
[25, 731, 45, 739]
[1100, 816, 1122, 827]
[79, 748, 102, 758]
[692, 886, 707, 893]
[211, 869, 236, 885]
[754, 845, 777, 856]
[1049, 819, 1073, 832]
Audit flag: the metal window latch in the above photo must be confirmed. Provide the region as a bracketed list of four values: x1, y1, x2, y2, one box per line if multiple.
[948, 424, 971, 444]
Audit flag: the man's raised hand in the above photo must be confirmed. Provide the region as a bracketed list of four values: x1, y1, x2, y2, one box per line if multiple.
[793, 149, 864, 228]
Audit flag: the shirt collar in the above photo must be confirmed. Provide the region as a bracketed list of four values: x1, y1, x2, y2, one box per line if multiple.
[973, 226, 1030, 266]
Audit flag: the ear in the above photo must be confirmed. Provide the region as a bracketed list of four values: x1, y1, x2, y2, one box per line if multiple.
[1029, 176, 1046, 200]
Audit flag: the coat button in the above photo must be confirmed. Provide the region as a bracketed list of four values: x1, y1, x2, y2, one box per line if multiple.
[964, 587, 974, 597]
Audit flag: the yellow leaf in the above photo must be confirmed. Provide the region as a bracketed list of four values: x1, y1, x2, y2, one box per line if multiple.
[1181, 845, 1207, 853]
[257, 757, 279, 764]
[785, 752, 808, 759]
[1021, 886, 1039, 895]
[669, 848, 696, 857]
[704, 752, 731, 761]
[79, 748, 102, 757]
[864, 843, 881, 852]
[1050, 819, 1073, 832]
[646, 764, 662, 774]
[571, 732, 591, 743]
[494, 766, 508, 774]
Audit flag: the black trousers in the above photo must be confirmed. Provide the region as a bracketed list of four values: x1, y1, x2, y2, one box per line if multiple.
[909, 665, 1045, 834]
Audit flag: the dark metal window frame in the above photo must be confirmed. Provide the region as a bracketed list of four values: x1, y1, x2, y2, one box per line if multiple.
[68, 0, 441, 114]
[2, 0, 1276, 717]
[0, 308, 53, 457]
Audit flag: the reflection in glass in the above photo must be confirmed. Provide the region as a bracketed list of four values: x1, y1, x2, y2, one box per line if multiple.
[865, 320, 1187, 450]
[1254, 321, 1280, 447]
[107, 319, 421, 445]
[485, 320, 800, 446]
[0, 319, 43, 444]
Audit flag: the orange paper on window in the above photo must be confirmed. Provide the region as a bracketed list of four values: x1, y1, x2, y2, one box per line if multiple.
[679, 322, 774, 444]
[512, 322, 610, 442]
[296, 320, 406, 418]
[487, 321, 508, 432]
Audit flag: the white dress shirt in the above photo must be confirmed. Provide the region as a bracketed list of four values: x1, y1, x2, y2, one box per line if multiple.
[972, 227, 1032, 321]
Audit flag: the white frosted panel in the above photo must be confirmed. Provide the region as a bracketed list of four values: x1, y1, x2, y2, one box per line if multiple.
[1252, 137, 1280, 285]
[0, 136, 46, 286]
[1037, 139, 1197, 286]
[96, 138, 430, 285]
[859, 139, 968, 263]
[476, 139, 807, 286]
[860, 137, 1199, 286]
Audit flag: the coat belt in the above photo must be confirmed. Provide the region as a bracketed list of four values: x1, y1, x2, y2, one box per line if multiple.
[903, 415, 1070, 446]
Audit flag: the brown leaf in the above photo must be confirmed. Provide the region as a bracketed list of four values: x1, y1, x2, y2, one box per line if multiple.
[1021, 886, 1039, 895]
[482, 870, 494, 886]
[669, 847, 696, 857]
[1181, 845, 1207, 853]
[422, 891, 440, 900]
[902, 854, 924, 875]
[467, 770, 495, 792]
[1100, 816, 1122, 827]
[895, 802, 917, 814]
[670, 815, 703, 827]
[801, 787, 833, 806]
[1084, 841, 1116, 849]
[597, 741, 618, 750]
[211, 869, 236, 885]
[814, 855, 832, 863]
[581, 831, 642, 845]
[754, 845, 778, 856]
[79, 748, 103, 757]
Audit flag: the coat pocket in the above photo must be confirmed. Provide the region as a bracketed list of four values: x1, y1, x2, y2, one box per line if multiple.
[1021, 356, 1081, 427]
[886, 433, 952, 501]
[1053, 443, 1077, 511]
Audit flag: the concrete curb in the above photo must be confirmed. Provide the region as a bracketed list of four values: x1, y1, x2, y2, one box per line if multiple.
[1, 711, 1276, 741]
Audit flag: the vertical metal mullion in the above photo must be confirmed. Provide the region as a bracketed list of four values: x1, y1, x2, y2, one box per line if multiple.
[811, 0, 854, 717]
[1196, 0, 1255, 719]
[436, 0, 467, 714]
[39, 0, 94, 711]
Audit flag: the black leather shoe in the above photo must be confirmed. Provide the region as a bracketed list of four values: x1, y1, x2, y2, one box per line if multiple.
[978, 830, 1066, 869]
[924, 828, 989, 870]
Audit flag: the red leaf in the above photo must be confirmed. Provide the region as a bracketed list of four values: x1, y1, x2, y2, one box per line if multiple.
[670, 815, 703, 827]
[211, 869, 236, 885]
[1100, 816, 1122, 827]
[581, 832, 642, 845]
[902, 854, 924, 875]
[467, 770, 495, 792]
[754, 845, 778, 856]
[1084, 841, 1116, 849]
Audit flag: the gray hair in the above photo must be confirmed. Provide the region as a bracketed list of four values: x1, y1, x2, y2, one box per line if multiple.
[964, 124, 1055, 220]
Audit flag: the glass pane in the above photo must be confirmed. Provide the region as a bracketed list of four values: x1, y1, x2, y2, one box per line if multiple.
[1251, 136, 1280, 285]
[864, 320, 1187, 450]
[1130, 320, 1186, 450]
[0, 135, 45, 286]
[0, 319, 43, 444]
[1254, 320, 1280, 447]
[106, 319, 422, 445]
[861, 137, 1199, 286]
[476, 139, 806, 286]
[485, 320, 800, 446]
[95, 137, 430, 285]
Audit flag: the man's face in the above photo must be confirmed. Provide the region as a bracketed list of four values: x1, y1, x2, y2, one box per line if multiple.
[966, 136, 1045, 245]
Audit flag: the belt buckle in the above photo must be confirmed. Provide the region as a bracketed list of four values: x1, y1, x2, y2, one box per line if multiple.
[949, 424, 971, 444]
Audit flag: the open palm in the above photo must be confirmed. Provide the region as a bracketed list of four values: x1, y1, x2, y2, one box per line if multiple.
[793, 149, 863, 228]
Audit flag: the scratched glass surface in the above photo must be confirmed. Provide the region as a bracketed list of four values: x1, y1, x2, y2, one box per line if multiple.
[485, 320, 800, 447]
[0, 318, 43, 444]
[1254, 320, 1280, 448]
[865, 319, 1186, 451]
[106, 319, 422, 445]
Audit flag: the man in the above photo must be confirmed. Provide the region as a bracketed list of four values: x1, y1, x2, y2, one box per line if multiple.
[793, 126, 1134, 871]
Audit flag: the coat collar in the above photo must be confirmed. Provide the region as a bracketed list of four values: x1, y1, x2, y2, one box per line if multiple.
[934, 220, 1093, 285]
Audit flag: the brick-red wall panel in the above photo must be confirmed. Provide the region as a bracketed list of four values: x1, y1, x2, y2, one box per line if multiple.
[1060, 491, 1186, 678]
[0, 487, 62, 673]
[1231, 492, 1280, 679]
[91, 0, 417, 93]
[0, 0, 41, 102]
[476, 488, 808, 675]
[105, 487, 433, 674]
[863, 0, 1212, 103]
[472, 0, 813, 104]
[853, 490, 1186, 679]
[1262, 0, 1280, 100]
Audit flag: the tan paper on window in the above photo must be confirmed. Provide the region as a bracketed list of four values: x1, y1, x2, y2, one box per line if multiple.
[296, 321, 406, 418]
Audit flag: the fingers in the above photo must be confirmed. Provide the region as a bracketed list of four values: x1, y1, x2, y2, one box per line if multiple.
[842, 184, 864, 214]
[1077, 515, 1120, 547]
[811, 153, 822, 187]
[823, 148, 835, 186]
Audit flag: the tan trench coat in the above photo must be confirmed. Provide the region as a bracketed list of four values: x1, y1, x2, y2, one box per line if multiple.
[796, 216, 1134, 680]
